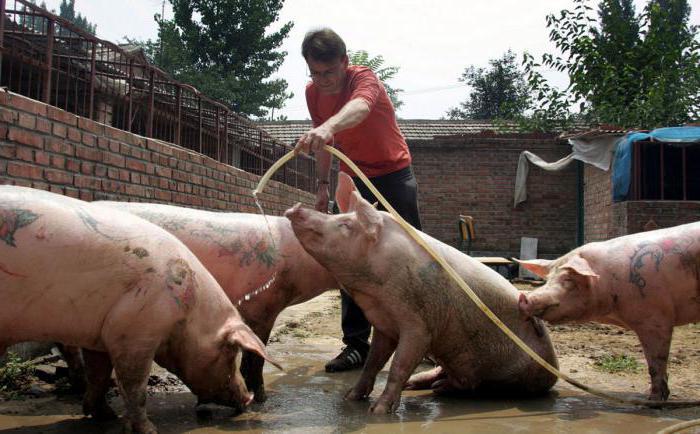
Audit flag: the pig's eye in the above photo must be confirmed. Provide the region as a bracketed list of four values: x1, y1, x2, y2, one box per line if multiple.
[337, 222, 350, 229]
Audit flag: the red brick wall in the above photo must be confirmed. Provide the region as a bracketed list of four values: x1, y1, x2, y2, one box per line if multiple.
[615, 201, 700, 234]
[583, 164, 700, 240]
[583, 164, 614, 241]
[0, 91, 313, 215]
[411, 135, 579, 258]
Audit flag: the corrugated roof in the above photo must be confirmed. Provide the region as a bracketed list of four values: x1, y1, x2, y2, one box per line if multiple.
[256, 119, 517, 145]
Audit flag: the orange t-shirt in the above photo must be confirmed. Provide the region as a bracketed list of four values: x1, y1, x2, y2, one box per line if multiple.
[305, 65, 412, 178]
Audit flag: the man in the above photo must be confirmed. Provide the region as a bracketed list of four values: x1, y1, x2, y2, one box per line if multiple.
[295, 28, 422, 373]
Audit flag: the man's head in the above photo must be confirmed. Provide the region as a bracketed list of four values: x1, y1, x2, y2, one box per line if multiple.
[302, 28, 348, 94]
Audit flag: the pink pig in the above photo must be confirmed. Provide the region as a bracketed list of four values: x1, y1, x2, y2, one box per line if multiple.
[0, 186, 276, 433]
[95, 201, 339, 402]
[284, 173, 557, 413]
[517, 221, 700, 401]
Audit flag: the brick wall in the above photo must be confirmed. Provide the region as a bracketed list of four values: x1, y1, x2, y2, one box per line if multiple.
[0, 91, 314, 215]
[411, 134, 579, 258]
[583, 164, 614, 241]
[614, 201, 700, 235]
[583, 163, 700, 241]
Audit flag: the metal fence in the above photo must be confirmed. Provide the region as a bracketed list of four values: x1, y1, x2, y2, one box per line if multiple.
[0, 0, 320, 192]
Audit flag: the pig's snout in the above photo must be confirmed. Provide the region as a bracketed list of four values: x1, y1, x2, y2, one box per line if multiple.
[518, 292, 533, 318]
[196, 391, 252, 419]
[284, 203, 305, 222]
[228, 374, 254, 412]
[518, 291, 559, 319]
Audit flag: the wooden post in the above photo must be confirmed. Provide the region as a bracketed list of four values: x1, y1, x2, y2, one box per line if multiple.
[223, 111, 229, 164]
[216, 107, 220, 161]
[175, 85, 181, 146]
[259, 130, 263, 175]
[198, 97, 202, 153]
[0, 0, 6, 84]
[88, 42, 96, 119]
[43, 19, 54, 104]
[146, 68, 154, 137]
[127, 59, 133, 131]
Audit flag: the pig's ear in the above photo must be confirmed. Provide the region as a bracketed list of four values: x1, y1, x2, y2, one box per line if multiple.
[561, 255, 599, 279]
[227, 324, 284, 371]
[347, 189, 360, 213]
[335, 172, 357, 213]
[512, 258, 553, 278]
[353, 191, 383, 241]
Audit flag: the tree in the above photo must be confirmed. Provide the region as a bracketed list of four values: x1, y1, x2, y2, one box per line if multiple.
[447, 50, 529, 120]
[149, 0, 293, 118]
[635, 0, 699, 127]
[59, 0, 96, 35]
[348, 50, 404, 111]
[522, 0, 699, 131]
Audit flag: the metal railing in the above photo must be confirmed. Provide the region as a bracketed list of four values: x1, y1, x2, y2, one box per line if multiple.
[0, 0, 320, 193]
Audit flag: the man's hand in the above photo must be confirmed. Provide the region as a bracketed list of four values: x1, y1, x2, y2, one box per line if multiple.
[315, 184, 330, 213]
[295, 125, 334, 155]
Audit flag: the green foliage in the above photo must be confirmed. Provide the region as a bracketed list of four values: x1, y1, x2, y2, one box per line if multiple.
[59, 0, 96, 34]
[348, 50, 404, 111]
[0, 353, 36, 398]
[447, 50, 530, 120]
[594, 353, 640, 373]
[141, 0, 294, 118]
[522, 0, 700, 131]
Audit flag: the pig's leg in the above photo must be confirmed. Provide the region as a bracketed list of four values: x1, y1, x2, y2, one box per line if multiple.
[82, 349, 117, 420]
[345, 330, 397, 401]
[371, 331, 431, 414]
[404, 366, 445, 390]
[57, 344, 86, 393]
[110, 347, 157, 434]
[635, 324, 672, 401]
[241, 324, 271, 403]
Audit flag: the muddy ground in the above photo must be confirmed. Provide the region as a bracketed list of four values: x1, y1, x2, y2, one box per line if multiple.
[2, 284, 700, 433]
[269, 284, 700, 403]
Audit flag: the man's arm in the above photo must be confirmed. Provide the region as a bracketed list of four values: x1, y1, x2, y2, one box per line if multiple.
[295, 98, 370, 155]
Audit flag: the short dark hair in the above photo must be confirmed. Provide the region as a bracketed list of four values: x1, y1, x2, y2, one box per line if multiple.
[301, 28, 346, 62]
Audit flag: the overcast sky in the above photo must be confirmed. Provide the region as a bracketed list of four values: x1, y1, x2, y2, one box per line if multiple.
[40, 0, 700, 120]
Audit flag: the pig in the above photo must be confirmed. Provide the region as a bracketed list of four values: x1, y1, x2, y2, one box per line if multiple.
[284, 172, 558, 414]
[93, 200, 339, 402]
[0, 186, 277, 433]
[517, 221, 700, 402]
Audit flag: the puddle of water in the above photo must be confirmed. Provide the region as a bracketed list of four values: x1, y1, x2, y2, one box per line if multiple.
[2, 342, 700, 433]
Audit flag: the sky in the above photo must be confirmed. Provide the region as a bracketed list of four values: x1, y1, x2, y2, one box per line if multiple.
[39, 0, 700, 120]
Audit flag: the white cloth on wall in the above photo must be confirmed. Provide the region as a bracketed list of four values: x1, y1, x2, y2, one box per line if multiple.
[568, 135, 621, 170]
[513, 135, 622, 207]
[514, 152, 575, 207]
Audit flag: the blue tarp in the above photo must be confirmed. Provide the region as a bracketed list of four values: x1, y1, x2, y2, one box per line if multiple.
[611, 126, 700, 202]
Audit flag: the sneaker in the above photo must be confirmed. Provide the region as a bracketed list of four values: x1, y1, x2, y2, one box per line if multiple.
[325, 346, 366, 373]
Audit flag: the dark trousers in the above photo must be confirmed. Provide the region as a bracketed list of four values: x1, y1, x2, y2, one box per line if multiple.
[340, 166, 422, 354]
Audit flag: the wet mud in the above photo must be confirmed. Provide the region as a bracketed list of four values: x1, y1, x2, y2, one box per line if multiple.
[2, 291, 700, 433]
